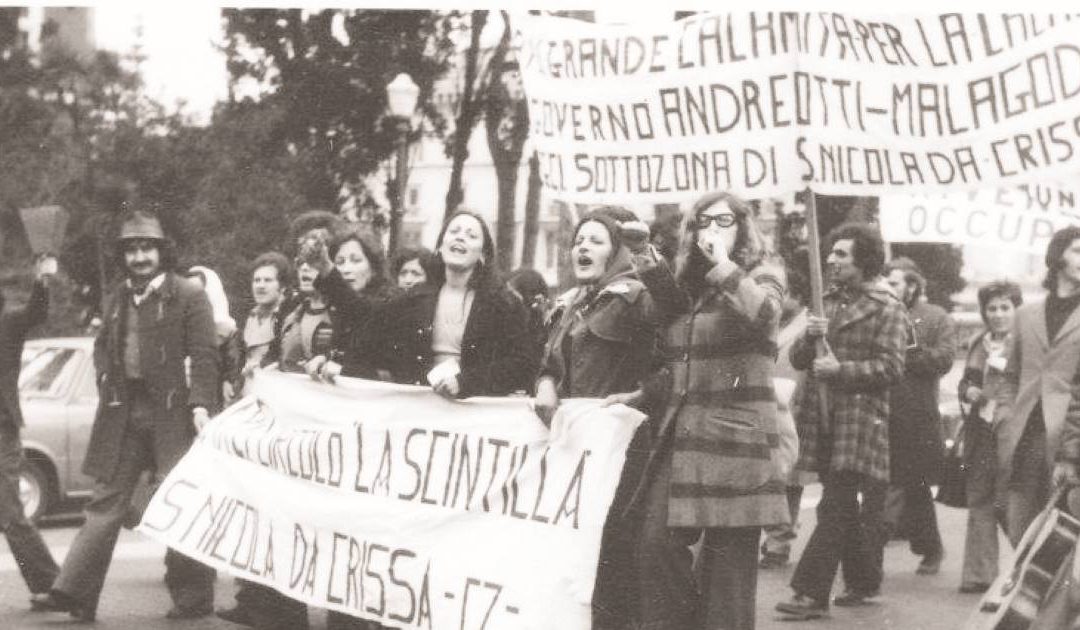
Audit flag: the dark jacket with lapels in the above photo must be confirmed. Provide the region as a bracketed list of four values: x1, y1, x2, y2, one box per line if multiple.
[84, 272, 218, 482]
[541, 252, 685, 402]
[379, 280, 538, 397]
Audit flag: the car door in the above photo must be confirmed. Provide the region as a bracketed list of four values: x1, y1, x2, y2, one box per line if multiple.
[19, 344, 80, 501]
[65, 345, 98, 499]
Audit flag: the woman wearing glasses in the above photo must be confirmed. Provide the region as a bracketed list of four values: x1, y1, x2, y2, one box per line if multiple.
[631, 192, 790, 630]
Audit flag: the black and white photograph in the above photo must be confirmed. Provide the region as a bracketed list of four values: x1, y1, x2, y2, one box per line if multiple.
[0, 4, 1079, 630]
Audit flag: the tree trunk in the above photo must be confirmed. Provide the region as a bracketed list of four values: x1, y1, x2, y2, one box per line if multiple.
[444, 10, 488, 220]
[482, 11, 524, 273]
[492, 160, 519, 273]
[520, 152, 541, 267]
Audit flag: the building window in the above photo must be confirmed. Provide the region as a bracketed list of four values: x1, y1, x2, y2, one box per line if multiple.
[544, 227, 557, 271]
[408, 185, 420, 208]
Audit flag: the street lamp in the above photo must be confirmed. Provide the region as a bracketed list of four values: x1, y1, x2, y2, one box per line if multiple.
[386, 73, 419, 253]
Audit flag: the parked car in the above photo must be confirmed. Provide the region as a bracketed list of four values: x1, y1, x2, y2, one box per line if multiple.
[18, 337, 97, 522]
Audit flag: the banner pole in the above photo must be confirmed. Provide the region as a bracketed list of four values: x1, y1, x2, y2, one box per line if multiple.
[804, 188, 831, 430]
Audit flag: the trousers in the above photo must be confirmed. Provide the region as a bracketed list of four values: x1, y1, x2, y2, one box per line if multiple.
[790, 471, 887, 602]
[52, 386, 215, 614]
[884, 482, 943, 558]
[1005, 411, 1050, 547]
[0, 424, 59, 593]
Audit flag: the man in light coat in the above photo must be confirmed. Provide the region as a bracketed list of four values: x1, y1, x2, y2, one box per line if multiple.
[33, 210, 219, 621]
[995, 226, 1080, 546]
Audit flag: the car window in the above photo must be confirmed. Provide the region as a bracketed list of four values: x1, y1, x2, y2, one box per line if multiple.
[20, 347, 76, 396]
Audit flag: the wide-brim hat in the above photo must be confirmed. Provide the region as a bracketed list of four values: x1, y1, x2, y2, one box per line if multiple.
[118, 211, 165, 241]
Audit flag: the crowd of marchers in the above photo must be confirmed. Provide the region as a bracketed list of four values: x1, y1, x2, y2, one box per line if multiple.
[2, 193, 1080, 629]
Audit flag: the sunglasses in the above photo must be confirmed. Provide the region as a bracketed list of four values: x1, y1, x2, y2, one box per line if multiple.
[695, 214, 737, 229]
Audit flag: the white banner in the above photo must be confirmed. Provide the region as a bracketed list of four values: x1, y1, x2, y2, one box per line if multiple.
[517, 13, 1080, 204]
[879, 182, 1080, 252]
[137, 371, 644, 630]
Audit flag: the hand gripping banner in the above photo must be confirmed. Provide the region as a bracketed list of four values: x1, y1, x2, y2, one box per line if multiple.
[138, 371, 644, 630]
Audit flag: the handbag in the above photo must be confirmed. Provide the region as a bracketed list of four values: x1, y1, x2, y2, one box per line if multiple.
[936, 420, 968, 508]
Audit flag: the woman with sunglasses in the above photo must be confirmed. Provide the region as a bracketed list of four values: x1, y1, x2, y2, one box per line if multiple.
[625, 192, 790, 630]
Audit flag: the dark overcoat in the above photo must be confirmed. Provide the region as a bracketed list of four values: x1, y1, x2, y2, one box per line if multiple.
[888, 300, 956, 486]
[0, 281, 47, 430]
[792, 283, 908, 484]
[84, 273, 218, 482]
[379, 280, 538, 397]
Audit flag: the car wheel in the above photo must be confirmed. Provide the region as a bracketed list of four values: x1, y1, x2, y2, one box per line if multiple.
[18, 460, 52, 523]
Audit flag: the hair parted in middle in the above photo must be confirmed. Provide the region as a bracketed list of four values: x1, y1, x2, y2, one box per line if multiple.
[431, 209, 498, 290]
[328, 224, 389, 293]
[674, 190, 770, 298]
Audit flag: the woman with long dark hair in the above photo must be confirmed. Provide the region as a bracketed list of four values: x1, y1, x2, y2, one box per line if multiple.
[534, 209, 685, 630]
[634, 191, 789, 630]
[303, 225, 399, 382]
[379, 210, 537, 397]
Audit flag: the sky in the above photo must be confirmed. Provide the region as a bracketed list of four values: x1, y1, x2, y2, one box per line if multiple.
[91, 4, 227, 124]
[83, 5, 678, 124]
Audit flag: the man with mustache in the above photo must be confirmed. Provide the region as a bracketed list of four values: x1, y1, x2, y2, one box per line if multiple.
[776, 223, 909, 620]
[34, 210, 219, 621]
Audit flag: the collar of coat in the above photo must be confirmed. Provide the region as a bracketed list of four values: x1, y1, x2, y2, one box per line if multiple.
[826, 280, 895, 305]
[126, 272, 167, 305]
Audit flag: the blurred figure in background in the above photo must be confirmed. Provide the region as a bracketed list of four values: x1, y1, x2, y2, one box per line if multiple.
[239, 252, 294, 394]
[184, 265, 241, 405]
[507, 267, 550, 378]
[882, 257, 955, 578]
[0, 255, 60, 608]
[957, 280, 1021, 594]
[389, 245, 436, 291]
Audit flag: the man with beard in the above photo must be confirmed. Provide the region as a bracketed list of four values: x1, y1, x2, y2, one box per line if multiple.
[33, 210, 219, 621]
[882, 258, 956, 577]
[776, 223, 909, 620]
[1, 255, 61, 607]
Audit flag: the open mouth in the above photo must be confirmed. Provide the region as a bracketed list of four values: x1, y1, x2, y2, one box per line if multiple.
[448, 242, 467, 255]
[576, 254, 593, 267]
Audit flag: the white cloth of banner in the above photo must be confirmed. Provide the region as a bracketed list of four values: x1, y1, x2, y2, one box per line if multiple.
[879, 183, 1080, 252]
[516, 12, 1080, 204]
[137, 371, 645, 630]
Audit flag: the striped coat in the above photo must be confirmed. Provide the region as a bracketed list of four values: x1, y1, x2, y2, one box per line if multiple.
[791, 283, 908, 483]
[658, 258, 790, 528]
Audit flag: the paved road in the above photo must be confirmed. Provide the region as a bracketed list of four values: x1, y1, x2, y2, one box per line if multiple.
[0, 486, 995, 629]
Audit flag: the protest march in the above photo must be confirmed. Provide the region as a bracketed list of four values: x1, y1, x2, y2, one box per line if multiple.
[3, 8, 1080, 630]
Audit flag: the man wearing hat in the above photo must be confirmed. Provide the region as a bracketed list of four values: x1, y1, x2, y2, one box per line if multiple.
[34, 210, 219, 621]
[0, 255, 61, 605]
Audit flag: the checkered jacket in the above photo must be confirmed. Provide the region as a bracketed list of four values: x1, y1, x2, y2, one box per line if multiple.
[791, 283, 909, 483]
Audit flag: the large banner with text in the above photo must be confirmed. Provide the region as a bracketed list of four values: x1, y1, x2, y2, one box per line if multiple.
[516, 12, 1080, 204]
[879, 183, 1080, 252]
[137, 371, 644, 630]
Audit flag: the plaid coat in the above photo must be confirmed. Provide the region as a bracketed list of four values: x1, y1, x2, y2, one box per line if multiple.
[657, 258, 791, 528]
[791, 283, 908, 483]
